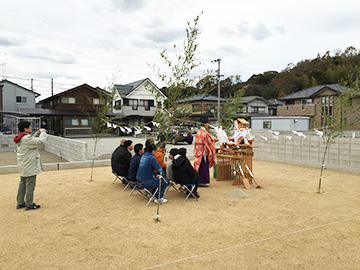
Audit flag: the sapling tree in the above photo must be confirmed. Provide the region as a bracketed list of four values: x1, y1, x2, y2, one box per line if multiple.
[83, 77, 117, 181]
[317, 76, 360, 193]
[149, 12, 204, 221]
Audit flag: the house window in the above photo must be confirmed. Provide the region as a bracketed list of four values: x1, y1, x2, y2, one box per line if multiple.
[285, 100, 294, 105]
[251, 107, 265, 113]
[81, 119, 89, 126]
[93, 98, 105, 105]
[114, 100, 121, 109]
[192, 104, 201, 112]
[302, 98, 312, 105]
[301, 98, 312, 110]
[16, 96, 27, 103]
[123, 99, 138, 110]
[140, 99, 154, 110]
[61, 97, 76, 104]
[263, 121, 271, 129]
[64, 119, 79, 126]
[321, 96, 333, 127]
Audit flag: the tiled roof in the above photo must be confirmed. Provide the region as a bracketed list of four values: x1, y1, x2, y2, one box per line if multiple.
[267, 98, 283, 106]
[177, 93, 226, 103]
[114, 79, 147, 96]
[279, 84, 346, 100]
[241, 96, 269, 104]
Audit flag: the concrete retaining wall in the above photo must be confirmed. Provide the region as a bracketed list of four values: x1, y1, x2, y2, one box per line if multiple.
[0, 135, 17, 152]
[0, 134, 87, 161]
[0, 159, 111, 174]
[44, 135, 88, 161]
[252, 131, 360, 174]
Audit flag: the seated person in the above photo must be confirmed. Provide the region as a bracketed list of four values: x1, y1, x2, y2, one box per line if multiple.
[172, 147, 200, 198]
[155, 143, 167, 174]
[136, 143, 168, 203]
[128, 143, 144, 182]
[111, 140, 133, 180]
[166, 148, 178, 182]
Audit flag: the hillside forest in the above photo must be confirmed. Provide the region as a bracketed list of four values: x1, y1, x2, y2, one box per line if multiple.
[161, 46, 360, 100]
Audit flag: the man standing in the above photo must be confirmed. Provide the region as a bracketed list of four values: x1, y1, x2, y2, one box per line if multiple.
[194, 116, 217, 187]
[13, 121, 47, 210]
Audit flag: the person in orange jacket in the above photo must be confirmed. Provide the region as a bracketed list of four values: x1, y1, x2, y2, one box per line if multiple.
[155, 143, 167, 173]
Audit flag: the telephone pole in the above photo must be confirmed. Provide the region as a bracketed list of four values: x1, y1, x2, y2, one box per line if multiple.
[211, 58, 222, 122]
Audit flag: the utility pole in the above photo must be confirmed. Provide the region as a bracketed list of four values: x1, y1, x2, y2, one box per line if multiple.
[211, 58, 222, 122]
[51, 78, 54, 96]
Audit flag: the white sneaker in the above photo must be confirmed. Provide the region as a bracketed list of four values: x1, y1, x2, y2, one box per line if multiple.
[154, 198, 167, 204]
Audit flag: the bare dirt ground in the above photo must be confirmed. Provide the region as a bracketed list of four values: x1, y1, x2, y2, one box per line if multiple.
[1, 161, 360, 270]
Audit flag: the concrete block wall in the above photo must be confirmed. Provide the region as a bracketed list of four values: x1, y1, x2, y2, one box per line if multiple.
[44, 135, 88, 161]
[252, 131, 360, 174]
[0, 135, 16, 152]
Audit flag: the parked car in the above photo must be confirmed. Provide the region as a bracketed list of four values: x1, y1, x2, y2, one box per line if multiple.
[0, 126, 11, 135]
[158, 126, 193, 145]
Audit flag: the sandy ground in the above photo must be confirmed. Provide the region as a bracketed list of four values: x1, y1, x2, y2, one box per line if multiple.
[1, 161, 360, 270]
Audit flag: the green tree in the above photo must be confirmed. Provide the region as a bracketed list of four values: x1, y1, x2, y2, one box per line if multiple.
[150, 12, 204, 221]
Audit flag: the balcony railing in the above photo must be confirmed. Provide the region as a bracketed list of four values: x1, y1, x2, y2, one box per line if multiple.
[121, 105, 157, 116]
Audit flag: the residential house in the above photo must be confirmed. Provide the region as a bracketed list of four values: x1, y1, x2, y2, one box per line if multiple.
[20, 84, 110, 136]
[237, 96, 269, 124]
[278, 84, 360, 129]
[177, 93, 226, 124]
[112, 78, 167, 127]
[267, 98, 283, 116]
[0, 79, 40, 131]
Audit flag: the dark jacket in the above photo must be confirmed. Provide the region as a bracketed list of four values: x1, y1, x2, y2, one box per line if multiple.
[111, 145, 132, 178]
[128, 154, 141, 181]
[172, 154, 198, 184]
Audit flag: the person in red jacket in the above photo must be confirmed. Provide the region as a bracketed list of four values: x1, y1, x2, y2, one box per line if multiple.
[13, 121, 47, 210]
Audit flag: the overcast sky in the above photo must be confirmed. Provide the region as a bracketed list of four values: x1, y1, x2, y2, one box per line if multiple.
[1, 0, 360, 100]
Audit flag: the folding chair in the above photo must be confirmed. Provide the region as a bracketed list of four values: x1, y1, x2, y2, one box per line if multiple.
[112, 172, 133, 192]
[165, 179, 178, 192]
[178, 183, 199, 202]
[129, 183, 160, 207]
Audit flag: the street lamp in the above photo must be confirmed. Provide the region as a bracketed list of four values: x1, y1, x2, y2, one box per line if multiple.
[211, 58, 222, 123]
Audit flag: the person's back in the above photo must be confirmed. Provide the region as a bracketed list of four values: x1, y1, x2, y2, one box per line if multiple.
[128, 143, 144, 182]
[111, 140, 133, 178]
[136, 143, 168, 202]
[172, 147, 199, 197]
[172, 154, 195, 183]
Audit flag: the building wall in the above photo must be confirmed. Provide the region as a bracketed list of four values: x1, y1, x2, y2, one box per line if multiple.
[112, 82, 166, 117]
[2, 82, 37, 112]
[251, 117, 310, 131]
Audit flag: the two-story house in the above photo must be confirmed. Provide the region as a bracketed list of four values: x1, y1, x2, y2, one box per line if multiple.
[0, 79, 40, 131]
[278, 84, 359, 129]
[238, 96, 269, 119]
[20, 84, 110, 136]
[112, 78, 167, 127]
[177, 93, 226, 124]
